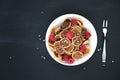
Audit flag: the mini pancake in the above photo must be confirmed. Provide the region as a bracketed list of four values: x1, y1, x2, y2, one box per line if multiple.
[77, 19, 83, 26]
[71, 25, 82, 36]
[55, 34, 61, 41]
[83, 40, 89, 45]
[64, 44, 74, 53]
[72, 36, 83, 46]
[60, 29, 68, 38]
[72, 51, 83, 60]
[48, 43, 55, 51]
[54, 41, 60, 47]
[84, 45, 90, 54]
[54, 26, 62, 35]
[60, 38, 71, 48]
[61, 19, 71, 29]
[55, 46, 64, 55]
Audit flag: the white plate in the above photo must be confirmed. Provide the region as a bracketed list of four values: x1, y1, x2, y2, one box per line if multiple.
[45, 14, 97, 66]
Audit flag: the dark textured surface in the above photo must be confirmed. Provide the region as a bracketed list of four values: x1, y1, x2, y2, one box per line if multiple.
[0, 0, 120, 80]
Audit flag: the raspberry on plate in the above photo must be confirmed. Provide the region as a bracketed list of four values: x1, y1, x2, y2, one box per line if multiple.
[71, 19, 78, 25]
[49, 34, 55, 42]
[84, 31, 91, 39]
[62, 54, 69, 61]
[67, 58, 74, 64]
[66, 31, 73, 39]
[80, 44, 87, 53]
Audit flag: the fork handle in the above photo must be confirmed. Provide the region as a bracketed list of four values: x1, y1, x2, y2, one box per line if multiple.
[102, 38, 106, 63]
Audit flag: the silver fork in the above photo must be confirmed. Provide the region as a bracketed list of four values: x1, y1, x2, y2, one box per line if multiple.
[102, 19, 108, 63]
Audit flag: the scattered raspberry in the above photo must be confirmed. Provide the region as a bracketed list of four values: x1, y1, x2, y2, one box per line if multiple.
[66, 31, 73, 39]
[49, 34, 55, 42]
[62, 54, 69, 61]
[80, 45, 87, 53]
[67, 58, 74, 64]
[84, 31, 91, 39]
[71, 19, 78, 25]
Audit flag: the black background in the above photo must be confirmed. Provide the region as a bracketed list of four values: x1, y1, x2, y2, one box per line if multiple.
[0, 0, 120, 80]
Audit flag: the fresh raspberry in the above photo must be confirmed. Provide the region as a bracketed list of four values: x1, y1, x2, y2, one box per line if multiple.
[71, 19, 78, 25]
[66, 31, 73, 39]
[62, 54, 69, 61]
[49, 34, 55, 42]
[67, 58, 74, 64]
[84, 31, 91, 39]
[80, 45, 86, 53]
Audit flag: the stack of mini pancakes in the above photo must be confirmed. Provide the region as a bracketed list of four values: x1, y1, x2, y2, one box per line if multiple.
[48, 18, 90, 63]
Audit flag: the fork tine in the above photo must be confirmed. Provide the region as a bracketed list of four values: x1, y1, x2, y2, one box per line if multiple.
[103, 19, 105, 27]
[105, 20, 108, 27]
